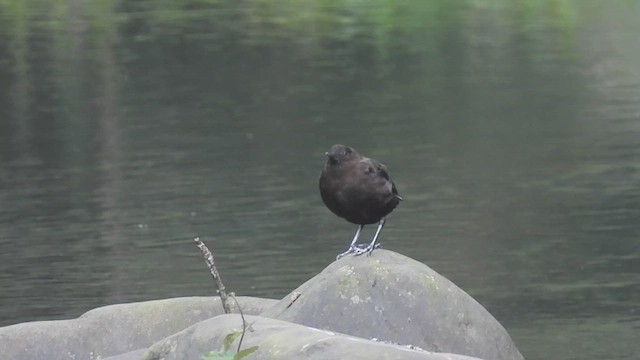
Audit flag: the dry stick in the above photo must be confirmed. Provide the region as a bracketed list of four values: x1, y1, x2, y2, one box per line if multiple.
[194, 237, 231, 314]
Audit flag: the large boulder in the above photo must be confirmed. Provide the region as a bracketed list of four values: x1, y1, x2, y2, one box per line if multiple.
[1, 250, 525, 360]
[139, 314, 483, 360]
[0, 296, 277, 360]
[260, 250, 524, 360]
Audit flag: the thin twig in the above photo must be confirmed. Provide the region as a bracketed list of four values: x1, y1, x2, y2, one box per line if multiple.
[193, 237, 231, 314]
[230, 294, 246, 353]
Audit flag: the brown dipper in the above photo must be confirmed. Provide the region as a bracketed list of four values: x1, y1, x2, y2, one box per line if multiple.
[319, 144, 402, 259]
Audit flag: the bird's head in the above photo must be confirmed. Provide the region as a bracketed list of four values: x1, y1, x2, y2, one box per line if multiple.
[325, 144, 358, 165]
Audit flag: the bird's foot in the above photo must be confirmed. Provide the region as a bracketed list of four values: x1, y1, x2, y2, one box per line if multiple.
[336, 243, 382, 260]
[353, 243, 381, 256]
[336, 247, 356, 260]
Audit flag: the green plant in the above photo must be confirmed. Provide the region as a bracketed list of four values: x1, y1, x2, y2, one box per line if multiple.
[202, 295, 258, 360]
[202, 330, 258, 360]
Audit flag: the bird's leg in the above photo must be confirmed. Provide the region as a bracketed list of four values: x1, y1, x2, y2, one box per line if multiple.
[354, 218, 386, 256]
[336, 224, 364, 260]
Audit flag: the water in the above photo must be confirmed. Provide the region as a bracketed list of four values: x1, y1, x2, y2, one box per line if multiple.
[1, 1, 639, 359]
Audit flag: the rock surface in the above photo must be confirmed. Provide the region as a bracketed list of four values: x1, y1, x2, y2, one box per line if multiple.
[0, 296, 277, 360]
[261, 249, 524, 360]
[140, 314, 484, 360]
[0, 250, 526, 360]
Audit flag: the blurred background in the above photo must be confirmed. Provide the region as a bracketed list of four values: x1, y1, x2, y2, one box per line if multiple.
[0, 1, 638, 359]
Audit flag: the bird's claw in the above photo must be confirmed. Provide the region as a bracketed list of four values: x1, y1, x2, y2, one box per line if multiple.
[336, 247, 355, 260]
[353, 242, 381, 256]
[337, 243, 381, 259]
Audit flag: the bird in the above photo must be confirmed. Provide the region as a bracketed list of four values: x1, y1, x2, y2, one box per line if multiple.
[319, 144, 402, 259]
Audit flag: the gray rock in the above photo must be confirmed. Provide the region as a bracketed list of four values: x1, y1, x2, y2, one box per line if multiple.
[260, 250, 524, 360]
[0, 296, 277, 360]
[1, 251, 525, 360]
[140, 314, 484, 360]
[103, 349, 147, 360]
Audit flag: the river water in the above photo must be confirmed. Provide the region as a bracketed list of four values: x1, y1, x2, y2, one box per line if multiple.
[0, 1, 638, 359]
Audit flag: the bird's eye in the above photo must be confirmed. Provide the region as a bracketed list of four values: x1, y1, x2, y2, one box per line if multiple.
[344, 148, 352, 156]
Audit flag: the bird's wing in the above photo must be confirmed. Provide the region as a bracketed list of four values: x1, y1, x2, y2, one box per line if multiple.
[360, 158, 388, 178]
[362, 158, 403, 201]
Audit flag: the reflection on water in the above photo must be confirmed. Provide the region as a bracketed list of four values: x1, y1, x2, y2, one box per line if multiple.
[0, 1, 639, 359]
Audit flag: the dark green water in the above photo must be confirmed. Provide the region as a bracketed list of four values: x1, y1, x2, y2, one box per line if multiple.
[1, 1, 638, 359]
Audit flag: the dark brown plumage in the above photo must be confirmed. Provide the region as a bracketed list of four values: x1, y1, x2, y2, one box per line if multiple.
[319, 144, 402, 259]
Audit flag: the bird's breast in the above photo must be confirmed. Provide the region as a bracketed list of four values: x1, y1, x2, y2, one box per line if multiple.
[319, 166, 399, 225]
